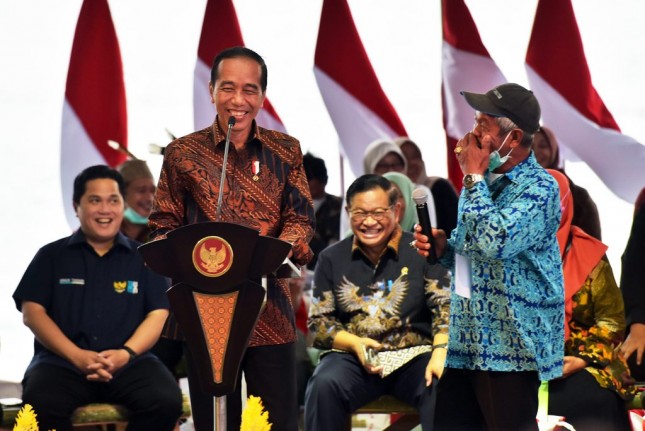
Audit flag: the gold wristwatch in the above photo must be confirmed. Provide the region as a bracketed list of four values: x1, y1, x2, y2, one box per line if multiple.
[463, 173, 484, 189]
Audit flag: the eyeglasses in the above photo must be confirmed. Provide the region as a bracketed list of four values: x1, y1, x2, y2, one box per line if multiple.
[348, 206, 393, 223]
[374, 161, 405, 173]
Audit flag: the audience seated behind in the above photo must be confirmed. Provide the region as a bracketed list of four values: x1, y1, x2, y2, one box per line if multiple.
[533, 127, 602, 240]
[362, 138, 439, 233]
[116, 159, 187, 382]
[288, 268, 316, 412]
[620, 190, 645, 382]
[117, 159, 156, 243]
[303, 152, 342, 270]
[363, 139, 408, 176]
[383, 171, 432, 232]
[545, 169, 634, 431]
[395, 137, 458, 234]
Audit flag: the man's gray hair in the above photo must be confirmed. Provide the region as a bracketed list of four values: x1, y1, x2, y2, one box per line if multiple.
[495, 117, 534, 148]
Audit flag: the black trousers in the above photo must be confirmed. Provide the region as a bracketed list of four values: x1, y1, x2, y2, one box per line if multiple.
[548, 369, 631, 431]
[304, 352, 438, 431]
[187, 342, 298, 431]
[151, 337, 185, 378]
[434, 368, 540, 431]
[21, 358, 183, 431]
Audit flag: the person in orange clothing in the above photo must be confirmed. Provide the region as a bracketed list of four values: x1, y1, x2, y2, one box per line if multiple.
[533, 126, 601, 240]
[546, 169, 634, 431]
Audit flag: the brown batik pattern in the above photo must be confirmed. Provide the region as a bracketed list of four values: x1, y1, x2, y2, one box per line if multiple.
[151, 121, 315, 346]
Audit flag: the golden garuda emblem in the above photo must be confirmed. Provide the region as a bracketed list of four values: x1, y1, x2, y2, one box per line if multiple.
[192, 236, 234, 277]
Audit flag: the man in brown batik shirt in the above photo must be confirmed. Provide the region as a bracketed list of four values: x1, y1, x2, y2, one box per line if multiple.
[149, 46, 314, 431]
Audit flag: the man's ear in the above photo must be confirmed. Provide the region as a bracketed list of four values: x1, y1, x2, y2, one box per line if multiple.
[209, 81, 215, 104]
[509, 129, 524, 148]
[393, 201, 402, 223]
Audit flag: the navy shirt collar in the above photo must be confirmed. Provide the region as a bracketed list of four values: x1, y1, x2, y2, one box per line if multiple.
[66, 229, 134, 253]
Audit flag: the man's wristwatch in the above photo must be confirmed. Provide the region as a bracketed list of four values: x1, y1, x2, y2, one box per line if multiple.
[121, 345, 138, 362]
[463, 173, 484, 189]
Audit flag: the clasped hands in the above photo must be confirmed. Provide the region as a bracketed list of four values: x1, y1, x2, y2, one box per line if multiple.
[73, 348, 131, 382]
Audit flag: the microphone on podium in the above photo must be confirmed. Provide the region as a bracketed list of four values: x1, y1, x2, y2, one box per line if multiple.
[216, 116, 236, 221]
[412, 186, 437, 264]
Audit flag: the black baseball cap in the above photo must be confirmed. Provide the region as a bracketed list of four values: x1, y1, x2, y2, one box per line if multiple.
[461, 83, 541, 134]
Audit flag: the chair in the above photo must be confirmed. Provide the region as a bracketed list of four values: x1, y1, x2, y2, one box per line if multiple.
[305, 348, 421, 431]
[627, 383, 645, 410]
[350, 395, 419, 431]
[1, 394, 191, 431]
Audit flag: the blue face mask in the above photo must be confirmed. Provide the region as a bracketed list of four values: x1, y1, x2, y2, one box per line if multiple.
[488, 131, 513, 172]
[124, 206, 149, 225]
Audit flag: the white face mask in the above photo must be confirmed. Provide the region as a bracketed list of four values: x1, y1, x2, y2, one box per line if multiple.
[488, 131, 513, 172]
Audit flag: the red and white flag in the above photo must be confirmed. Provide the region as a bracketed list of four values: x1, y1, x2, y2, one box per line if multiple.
[314, 0, 407, 178]
[193, 0, 285, 132]
[526, 0, 645, 202]
[61, 0, 127, 229]
[441, 0, 506, 190]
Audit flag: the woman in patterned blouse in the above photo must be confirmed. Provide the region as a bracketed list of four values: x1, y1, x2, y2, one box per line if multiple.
[546, 169, 635, 431]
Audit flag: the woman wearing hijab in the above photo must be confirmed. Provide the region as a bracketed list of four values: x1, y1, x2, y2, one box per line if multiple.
[383, 171, 436, 232]
[546, 169, 634, 431]
[394, 137, 458, 234]
[534, 127, 602, 240]
[363, 138, 408, 176]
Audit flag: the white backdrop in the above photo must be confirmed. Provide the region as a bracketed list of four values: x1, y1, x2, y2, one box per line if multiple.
[1, 0, 643, 382]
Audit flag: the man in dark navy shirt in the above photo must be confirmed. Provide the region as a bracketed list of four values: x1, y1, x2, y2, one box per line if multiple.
[13, 165, 182, 431]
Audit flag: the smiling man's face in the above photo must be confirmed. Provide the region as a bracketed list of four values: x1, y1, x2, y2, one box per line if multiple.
[210, 56, 266, 139]
[75, 178, 124, 252]
[348, 188, 399, 255]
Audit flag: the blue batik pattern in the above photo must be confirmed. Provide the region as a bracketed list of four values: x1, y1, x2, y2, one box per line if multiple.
[442, 154, 564, 380]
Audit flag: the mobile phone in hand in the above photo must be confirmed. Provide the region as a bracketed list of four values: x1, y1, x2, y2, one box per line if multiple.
[362, 345, 380, 366]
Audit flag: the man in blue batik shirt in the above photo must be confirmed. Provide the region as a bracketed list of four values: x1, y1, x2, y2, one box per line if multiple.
[414, 83, 564, 431]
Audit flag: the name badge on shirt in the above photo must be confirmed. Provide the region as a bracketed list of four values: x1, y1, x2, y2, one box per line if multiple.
[59, 278, 85, 286]
[454, 253, 472, 299]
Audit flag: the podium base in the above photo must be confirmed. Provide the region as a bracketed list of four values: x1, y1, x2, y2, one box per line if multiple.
[215, 395, 226, 431]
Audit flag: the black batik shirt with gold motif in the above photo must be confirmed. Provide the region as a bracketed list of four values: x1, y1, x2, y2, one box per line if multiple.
[309, 226, 451, 351]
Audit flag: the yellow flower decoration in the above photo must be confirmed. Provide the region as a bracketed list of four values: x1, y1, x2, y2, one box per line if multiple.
[401, 267, 408, 276]
[13, 404, 39, 431]
[240, 396, 272, 431]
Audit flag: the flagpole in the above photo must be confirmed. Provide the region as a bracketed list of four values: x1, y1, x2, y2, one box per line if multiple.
[339, 152, 345, 199]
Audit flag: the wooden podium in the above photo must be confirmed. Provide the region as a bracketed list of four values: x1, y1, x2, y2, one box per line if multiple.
[138, 221, 292, 398]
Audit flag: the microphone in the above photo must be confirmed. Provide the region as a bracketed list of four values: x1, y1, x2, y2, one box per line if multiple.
[412, 186, 437, 264]
[215, 116, 236, 221]
[107, 140, 139, 160]
[148, 129, 177, 156]
[148, 143, 165, 156]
